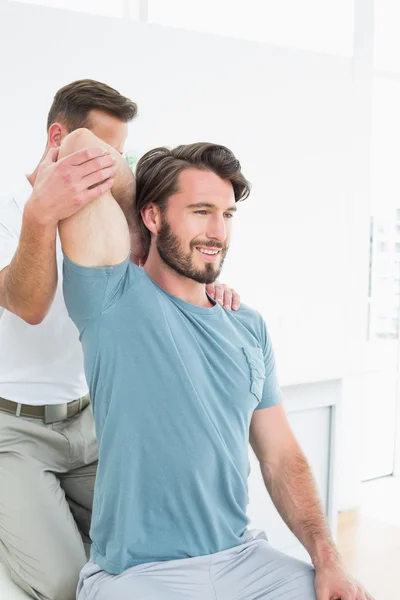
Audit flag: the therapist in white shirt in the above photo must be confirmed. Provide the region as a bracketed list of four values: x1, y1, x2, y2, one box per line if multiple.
[0, 79, 137, 600]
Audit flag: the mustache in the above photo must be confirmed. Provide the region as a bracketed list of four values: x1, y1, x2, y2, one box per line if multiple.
[190, 240, 226, 250]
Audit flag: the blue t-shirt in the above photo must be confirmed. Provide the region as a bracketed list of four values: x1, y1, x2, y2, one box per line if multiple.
[63, 255, 282, 575]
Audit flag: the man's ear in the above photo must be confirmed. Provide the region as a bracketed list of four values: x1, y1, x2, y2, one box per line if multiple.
[141, 204, 161, 236]
[48, 122, 69, 148]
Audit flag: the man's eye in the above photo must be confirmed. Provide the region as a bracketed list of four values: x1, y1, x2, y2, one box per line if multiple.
[194, 210, 208, 215]
[224, 213, 234, 219]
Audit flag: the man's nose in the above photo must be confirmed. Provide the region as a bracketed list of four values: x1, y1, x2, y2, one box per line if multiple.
[207, 215, 226, 242]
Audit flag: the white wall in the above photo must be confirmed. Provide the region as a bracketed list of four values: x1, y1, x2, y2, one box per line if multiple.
[0, 1, 353, 381]
[0, 2, 370, 511]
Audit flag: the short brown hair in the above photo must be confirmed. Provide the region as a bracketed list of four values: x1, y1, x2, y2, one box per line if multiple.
[135, 142, 251, 253]
[47, 79, 137, 131]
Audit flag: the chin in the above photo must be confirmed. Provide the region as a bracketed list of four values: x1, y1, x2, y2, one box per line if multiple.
[195, 267, 221, 285]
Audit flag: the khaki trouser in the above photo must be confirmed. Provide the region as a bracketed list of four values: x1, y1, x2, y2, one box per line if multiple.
[0, 404, 98, 600]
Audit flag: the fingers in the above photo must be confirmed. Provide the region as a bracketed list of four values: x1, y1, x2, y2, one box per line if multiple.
[231, 289, 240, 311]
[82, 165, 117, 191]
[315, 587, 329, 600]
[55, 149, 116, 194]
[222, 288, 233, 310]
[208, 282, 224, 307]
[61, 146, 109, 167]
[44, 147, 59, 164]
[76, 177, 115, 206]
[78, 153, 115, 178]
[205, 283, 215, 299]
[342, 586, 357, 600]
[206, 282, 240, 311]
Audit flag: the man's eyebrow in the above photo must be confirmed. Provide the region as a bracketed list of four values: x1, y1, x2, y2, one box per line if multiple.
[187, 202, 237, 212]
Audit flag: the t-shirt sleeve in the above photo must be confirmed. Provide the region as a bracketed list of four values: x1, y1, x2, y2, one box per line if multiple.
[255, 319, 283, 410]
[63, 253, 132, 331]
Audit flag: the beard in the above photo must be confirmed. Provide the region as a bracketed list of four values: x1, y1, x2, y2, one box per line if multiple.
[156, 217, 228, 285]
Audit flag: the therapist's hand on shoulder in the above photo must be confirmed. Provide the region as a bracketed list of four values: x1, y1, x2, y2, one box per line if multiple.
[206, 282, 240, 311]
[25, 146, 117, 226]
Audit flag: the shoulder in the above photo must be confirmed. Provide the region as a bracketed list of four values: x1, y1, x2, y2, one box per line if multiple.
[231, 303, 269, 347]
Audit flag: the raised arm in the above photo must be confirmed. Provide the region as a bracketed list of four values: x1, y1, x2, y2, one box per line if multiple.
[0, 145, 117, 324]
[58, 128, 133, 267]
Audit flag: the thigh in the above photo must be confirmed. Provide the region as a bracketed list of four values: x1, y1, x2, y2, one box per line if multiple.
[213, 539, 317, 600]
[79, 566, 192, 600]
[0, 438, 87, 600]
[78, 559, 212, 600]
[61, 460, 97, 513]
[61, 460, 98, 552]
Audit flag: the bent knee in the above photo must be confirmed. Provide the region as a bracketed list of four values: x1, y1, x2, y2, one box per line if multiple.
[33, 565, 82, 600]
[4, 556, 84, 600]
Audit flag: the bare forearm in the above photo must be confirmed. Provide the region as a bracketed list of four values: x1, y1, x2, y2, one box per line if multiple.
[3, 205, 58, 324]
[260, 446, 339, 568]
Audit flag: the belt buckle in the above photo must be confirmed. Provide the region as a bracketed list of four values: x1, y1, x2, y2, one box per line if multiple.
[44, 403, 68, 424]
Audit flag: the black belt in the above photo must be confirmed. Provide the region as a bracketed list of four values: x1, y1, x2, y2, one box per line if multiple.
[0, 394, 90, 424]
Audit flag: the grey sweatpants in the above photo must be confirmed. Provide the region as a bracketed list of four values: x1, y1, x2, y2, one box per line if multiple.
[77, 531, 317, 600]
[0, 405, 98, 600]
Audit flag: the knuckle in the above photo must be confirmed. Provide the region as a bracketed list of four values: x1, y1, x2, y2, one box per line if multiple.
[71, 183, 80, 196]
[56, 161, 65, 174]
[74, 193, 85, 206]
[81, 148, 91, 161]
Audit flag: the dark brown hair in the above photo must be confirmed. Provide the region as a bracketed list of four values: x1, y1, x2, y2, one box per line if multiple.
[47, 79, 137, 131]
[135, 142, 251, 253]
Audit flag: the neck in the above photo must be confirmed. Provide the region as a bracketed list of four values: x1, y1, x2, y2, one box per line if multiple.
[144, 248, 213, 308]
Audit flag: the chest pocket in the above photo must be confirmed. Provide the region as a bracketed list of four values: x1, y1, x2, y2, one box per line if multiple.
[242, 346, 265, 403]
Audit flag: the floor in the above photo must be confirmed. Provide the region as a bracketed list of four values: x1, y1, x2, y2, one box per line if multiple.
[337, 476, 400, 600]
[1, 477, 399, 600]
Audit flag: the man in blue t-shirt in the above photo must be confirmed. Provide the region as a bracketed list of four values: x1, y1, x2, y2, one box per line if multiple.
[59, 129, 371, 600]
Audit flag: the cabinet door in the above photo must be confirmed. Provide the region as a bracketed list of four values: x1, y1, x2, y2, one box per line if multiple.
[247, 406, 331, 558]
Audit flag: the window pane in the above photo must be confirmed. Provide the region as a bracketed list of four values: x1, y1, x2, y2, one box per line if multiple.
[374, 0, 400, 72]
[10, 0, 125, 18]
[148, 0, 354, 57]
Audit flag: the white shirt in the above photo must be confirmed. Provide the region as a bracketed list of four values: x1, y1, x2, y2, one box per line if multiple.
[0, 175, 88, 405]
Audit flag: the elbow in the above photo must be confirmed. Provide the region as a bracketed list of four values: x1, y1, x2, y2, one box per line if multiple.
[3, 296, 48, 325]
[59, 127, 98, 158]
[19, 309, 48, 325]
[24, 315, 46, 326]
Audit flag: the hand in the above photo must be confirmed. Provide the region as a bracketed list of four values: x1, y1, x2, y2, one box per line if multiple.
[315, 561, 374, 600]
[206, 282, 240, 310]
[26, 146, 117, 226]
